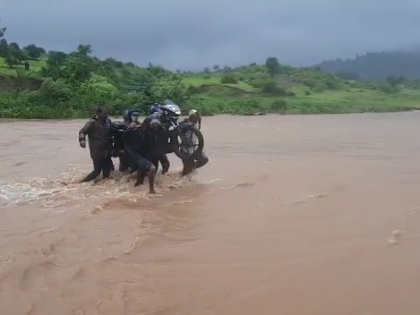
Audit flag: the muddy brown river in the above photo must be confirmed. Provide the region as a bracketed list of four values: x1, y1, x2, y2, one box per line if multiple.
[1, 113, 420, 314]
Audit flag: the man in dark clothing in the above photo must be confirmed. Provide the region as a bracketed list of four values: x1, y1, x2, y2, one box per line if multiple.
[124, 121, 157, 194]
[181, 109, 209, 176]
[110, 121, 128, 171]
[142, 109, 170, 175]
[79, 106, 114, 182]
[146, 126, 170, 175]
[121, 109, 142, 173]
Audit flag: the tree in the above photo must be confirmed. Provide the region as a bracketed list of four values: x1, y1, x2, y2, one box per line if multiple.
[213, 65, 219, 71]
[47, 51, 68, 67]
[155, 79, 191, 105]
[5, 54, 19, 67]
[60, 51, 95, 85]
[23, 44, 46, 59]
[265, 57, 281, 76]
[147, 63, 167, 76]
[40, 51, 69, 79]
[4, 48, 23, 67]
[75, 44, 92, 56]
[223, 66, 231, 72]
[4, 44, 28, 67]
[0, 17, 6, 39]
[0, 38, 8, 58]
[9, 42, 20, 51]
[386, 75, 405, 87]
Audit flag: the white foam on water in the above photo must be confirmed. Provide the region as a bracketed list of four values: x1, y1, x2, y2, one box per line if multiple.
[0, 166, 224, 208]
[199, 177, 224, 184]
[0, 182, 57, 205]
[0, 175, 81, 208]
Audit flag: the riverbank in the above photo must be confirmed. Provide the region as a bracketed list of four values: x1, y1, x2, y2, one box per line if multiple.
[192, 88, 420, 116]
[1, 55, 420, 118]
[1, 89, 420, 119]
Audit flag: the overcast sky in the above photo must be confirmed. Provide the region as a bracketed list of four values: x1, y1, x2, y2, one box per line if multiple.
[1, 0, 419, 70]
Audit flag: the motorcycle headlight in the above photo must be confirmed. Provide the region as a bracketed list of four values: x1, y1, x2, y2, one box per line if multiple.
[163, 104, 181, 117]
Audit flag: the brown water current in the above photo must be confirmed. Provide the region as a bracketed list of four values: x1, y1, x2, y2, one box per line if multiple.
[1, 113, 420, 314]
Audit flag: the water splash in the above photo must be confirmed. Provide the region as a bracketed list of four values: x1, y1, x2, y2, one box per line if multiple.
[0, 180, 60, 205]
[0, 165, 221, 208]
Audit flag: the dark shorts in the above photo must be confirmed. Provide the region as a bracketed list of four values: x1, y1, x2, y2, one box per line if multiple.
[150, 154, 170, 173]
[132, 154, 153, 173]
[182, 152, 209, 172]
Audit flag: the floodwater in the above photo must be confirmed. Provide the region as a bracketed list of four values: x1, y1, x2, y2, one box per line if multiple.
[1, 113, 420, 315]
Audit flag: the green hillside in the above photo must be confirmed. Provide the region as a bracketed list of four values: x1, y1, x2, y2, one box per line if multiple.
[1, 18, 420, 118]
[315, 51, 420, 79]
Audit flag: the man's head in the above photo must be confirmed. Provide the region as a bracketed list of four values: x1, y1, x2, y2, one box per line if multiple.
[149, 104, 162, 115]
[130, 110, 140, 123]
[188, 109, 200, 123]
[96, 106, 108, 121]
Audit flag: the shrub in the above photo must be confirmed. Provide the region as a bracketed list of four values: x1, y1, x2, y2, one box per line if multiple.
[378, 83, 400, 94]
[303, 79, 316, 88]
[261, 80, 287, 96]
[220, 74, 238, 84]
[269, 99, 288, 113]
[187, 85, 199, 94]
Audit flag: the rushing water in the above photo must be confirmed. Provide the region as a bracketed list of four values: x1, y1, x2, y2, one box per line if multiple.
[1, 113, 420, 315]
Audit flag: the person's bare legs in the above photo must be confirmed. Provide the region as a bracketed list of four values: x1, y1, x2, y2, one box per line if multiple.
[118, 151, 128, 172]
[181, 156, 195, 176]
[134, 158, 157, 194]
[134, 169, 146, 186]
[147, 165, 157, 194]
[194, 152, 209, 169]
[159, 154, 170, 174]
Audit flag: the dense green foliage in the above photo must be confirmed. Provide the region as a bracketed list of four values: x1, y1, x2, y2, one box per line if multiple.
[1, 17, 420, 119]
[315, 51, 420, 79]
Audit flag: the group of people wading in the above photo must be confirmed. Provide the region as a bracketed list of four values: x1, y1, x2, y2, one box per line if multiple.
[78, 105, 209, 194]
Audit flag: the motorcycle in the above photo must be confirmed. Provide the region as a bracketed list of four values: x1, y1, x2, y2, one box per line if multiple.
[142, 90, 204, 160]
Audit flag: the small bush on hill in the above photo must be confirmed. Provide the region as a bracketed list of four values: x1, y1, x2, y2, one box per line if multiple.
[261, 80, 288, 96]
[270, 99, 288, 113]
[220, 74, 238, 84]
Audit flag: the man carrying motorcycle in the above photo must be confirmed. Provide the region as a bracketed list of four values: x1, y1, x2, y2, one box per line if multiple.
[180, 109, 209, 176]
[121, 109, 142, 172]
[123, 117, 158, 194]
[143, 105, 170, 175]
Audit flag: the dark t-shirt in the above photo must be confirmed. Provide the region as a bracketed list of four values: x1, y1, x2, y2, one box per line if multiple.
[124, 126, 149, 156]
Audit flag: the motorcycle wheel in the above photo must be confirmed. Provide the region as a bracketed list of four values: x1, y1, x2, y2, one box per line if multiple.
[171, 126, 204, 160]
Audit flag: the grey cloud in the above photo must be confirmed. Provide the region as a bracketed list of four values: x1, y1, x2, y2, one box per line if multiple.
[1, 0, 420, 70]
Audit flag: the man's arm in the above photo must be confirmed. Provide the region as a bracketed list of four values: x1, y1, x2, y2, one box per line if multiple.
[78, 120, 93, 147]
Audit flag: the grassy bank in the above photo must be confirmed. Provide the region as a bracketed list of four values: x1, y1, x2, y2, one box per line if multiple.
[2, 89, 418, 119]
[0, 45, 419, 118]
[170, 74, 419, 116]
